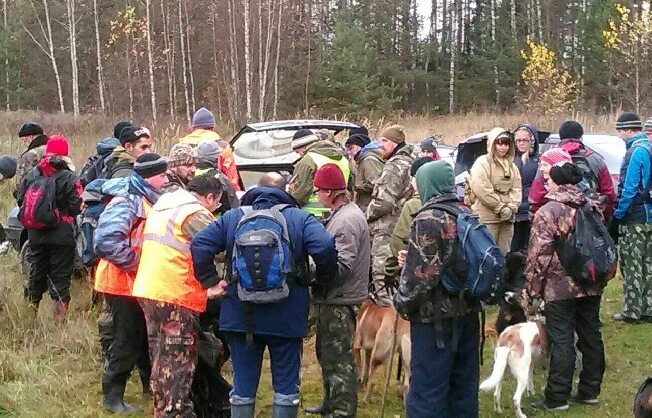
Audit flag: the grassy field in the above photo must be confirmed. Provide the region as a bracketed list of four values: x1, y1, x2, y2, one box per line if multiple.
[0, 253, 650, 417]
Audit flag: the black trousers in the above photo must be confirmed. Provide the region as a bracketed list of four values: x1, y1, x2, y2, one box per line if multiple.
[544, 295, 605, 404]
[27, 243, 75, 304]
[101, 294, 151, 398]
[510, 220, 531, 253]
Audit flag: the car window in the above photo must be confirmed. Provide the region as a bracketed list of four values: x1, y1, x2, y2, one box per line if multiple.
[233, 130, 297, 160]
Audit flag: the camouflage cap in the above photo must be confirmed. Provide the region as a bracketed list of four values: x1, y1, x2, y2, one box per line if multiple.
[168, 142, 196, 168]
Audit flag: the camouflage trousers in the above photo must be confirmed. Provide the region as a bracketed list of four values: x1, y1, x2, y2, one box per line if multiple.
[618, 224, 652, 320]
[140, 299, 200, 418]
[315, 304, 359, 417]
[370, 229, 393, 306]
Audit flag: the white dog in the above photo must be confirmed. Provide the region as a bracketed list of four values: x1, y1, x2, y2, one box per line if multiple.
[480, 321, 548, 418]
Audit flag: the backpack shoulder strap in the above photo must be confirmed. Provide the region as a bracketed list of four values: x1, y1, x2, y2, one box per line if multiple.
[417, 200, 467, 218]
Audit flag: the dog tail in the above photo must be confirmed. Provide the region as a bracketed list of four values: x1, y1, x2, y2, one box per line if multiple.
[479, 346, 509, 392]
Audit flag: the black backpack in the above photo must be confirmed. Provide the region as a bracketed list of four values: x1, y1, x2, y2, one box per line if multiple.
[556, 201, 617, 286]
[571, 153, 599, 192]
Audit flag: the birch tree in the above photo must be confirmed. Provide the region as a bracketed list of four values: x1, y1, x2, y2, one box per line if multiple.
[145, 0, 157, 122]
[178, 0, 191, 121]
[65, 0, 79, 116]
[93, 0, 105, 111]
[243, 0, 252, 120]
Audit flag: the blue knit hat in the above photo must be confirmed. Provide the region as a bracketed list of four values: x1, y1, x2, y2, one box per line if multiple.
[191, 107, 216, 129]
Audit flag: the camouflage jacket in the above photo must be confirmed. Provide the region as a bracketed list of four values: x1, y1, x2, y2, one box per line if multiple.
[366, 143, 417, 228]
[393, 193, 474, 323]
[14, 135, 48, 198]
[525, 184, 603, 303]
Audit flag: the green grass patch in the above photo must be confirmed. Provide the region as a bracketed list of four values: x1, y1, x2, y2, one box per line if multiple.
[0, 254, 649, 417]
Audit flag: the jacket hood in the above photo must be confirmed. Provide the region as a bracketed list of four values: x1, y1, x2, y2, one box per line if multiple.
[38, 155, 72, 177]
[559, 138, 584, 155]
[97, 137, 121, 158]
[305, 140, 346, 160]
[625, 132, 649, 150]
[154, 188, 197, 211]
[544, 184, 586, 207]
[99, 172, 161, 204]
[486, 127, 516, 161]
[240, 187, 299, 209]
[109, 146, 136, 165]
[416, 160, 455, 204]
[357, 143, 384, 161]
[515, 124, 539, 157]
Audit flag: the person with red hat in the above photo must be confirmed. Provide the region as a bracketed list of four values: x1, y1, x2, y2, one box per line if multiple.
[16, 134, 82, 323]
[305, 163, 370, 417]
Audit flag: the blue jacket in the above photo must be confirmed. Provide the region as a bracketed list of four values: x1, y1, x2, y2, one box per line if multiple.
[93, 173, 161, 272]
[514, 124, 540, 222]
[191, 187, 338, 338]
[614, 133, 652, 223]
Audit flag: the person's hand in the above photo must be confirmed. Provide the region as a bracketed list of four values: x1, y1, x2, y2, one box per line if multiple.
[607, 218, 620, 244]
[499, 206, 513, 221]
[397, 250, 408, 267]
[206, 280, 228, 300]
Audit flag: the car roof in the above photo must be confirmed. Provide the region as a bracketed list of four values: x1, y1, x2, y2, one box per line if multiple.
[230, 120, 360, 141]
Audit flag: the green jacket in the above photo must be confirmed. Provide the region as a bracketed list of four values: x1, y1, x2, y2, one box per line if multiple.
[353, 147, 384, 211]
[384, 196, 422, 281]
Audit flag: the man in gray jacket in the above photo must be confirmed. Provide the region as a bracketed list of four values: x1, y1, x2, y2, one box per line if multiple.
[305, 163, 370, 417]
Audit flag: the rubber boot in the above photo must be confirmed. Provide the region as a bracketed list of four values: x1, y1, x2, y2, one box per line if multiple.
[102, 384, 138, 414]
[53, 301, 68, 324]
[230, 403, 255, 418]
[272, 404, 299, 418]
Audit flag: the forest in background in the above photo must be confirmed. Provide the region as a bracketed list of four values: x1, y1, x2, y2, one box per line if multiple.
[0, 0, 650, 125]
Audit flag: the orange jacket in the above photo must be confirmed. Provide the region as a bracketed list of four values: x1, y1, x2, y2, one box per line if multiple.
[132, 190, 214, 313]
[179, 129, 241, 191]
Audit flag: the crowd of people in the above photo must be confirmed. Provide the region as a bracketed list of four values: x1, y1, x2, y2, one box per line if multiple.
[4, 107, 652, 418]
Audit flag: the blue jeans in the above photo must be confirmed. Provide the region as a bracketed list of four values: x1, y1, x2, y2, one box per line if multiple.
[227, 332, 302, 404]
[407, 314, 480, 418]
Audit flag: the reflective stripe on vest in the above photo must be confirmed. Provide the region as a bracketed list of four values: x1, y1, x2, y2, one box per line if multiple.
[94, 197, 151, 297]
[132, 198, 212, 313]
[303, 152, 351, 217]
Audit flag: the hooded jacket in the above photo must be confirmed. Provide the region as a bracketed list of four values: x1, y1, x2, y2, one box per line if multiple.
[289, 140, 350, 207]
[104, 146, 136, 178]
[190, 187, 338, 338]
[525, 184, 603, 302]
[353, 142, 384, 211]
[79, 137, 121, 186]
[94, 174, 161, 272]
[514, 124, 540, 222]
[529, 139, 616, 218]
[394, 161, 474, 322]
[14, 134, 49, 199]
[179, 129, 241, 191]
[18, 156, 82, 246]
[614, 133, 652, 223]
[468, 128, 522, 224]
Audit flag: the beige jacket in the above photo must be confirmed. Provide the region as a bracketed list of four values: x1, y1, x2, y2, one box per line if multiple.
[467, 127, 522, 224]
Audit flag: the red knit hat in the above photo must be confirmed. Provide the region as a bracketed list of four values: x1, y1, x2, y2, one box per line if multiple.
[45, 135, 69, 157]
[540, 148, 571, 166]
[313, 163, 346, 190]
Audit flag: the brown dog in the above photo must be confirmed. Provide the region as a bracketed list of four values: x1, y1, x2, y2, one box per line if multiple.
[353, 301, 411, 400]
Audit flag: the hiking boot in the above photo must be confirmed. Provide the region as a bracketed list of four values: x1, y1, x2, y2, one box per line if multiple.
[612, 313, 641, 324]
[304, 404, 329, 415]
[570, 393, 599, 405]
[101, 396, 138, 414]
[231, 403, 255, 418]
[53, 301, 68, 324]
[530, 399, 569, 411]
[273, 404, 299, 418]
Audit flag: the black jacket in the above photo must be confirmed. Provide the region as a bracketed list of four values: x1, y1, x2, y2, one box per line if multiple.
[18, 156, 83, 246]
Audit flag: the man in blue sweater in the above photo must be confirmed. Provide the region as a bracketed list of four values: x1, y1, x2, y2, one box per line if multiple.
[191, 187, 338, 418]
[612, 112, 652, 324]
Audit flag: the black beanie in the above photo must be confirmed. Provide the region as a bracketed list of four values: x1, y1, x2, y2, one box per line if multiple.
[410, 156, 434, 177]
[558, 121, 584, 140]
[349, 125, 369, 137]
[18, 122, 43, 137]
[119, 126, 150, 146]
[345, 133, 370, 148]
[292, 129, 314, 141]
[134, 153, 167, 178]
[113, 121, 133, 140]
[549, 163, 583, 186]
[616, 112, 643, 130]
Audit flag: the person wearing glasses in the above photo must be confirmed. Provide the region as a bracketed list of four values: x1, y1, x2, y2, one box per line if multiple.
[466, 127, 522, 253]
[511, 124, 540, 252]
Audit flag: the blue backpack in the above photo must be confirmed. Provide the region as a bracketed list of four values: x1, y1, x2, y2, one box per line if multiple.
[230, 204, 294, 304]
[79, 178, 111, 267]
[427, 202, 506, 303]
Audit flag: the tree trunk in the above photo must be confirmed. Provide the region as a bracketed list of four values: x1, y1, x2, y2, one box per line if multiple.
[510, 0, 516, 39]
[38, 0, 65, 113]
[258, 0, 274, 121]
[228, 0, 241, 122]
[145, 0, 157, 123]
[305, 0, 311, 116]
[448, 0, 456, 114]
[272, 0, 282, 118]
[93, 0, 105, 111]
[178, 0, 191, 122]
[183, 0, 196, 111]
[491, 0, 499, 106]
[243, 0, 252, 120]
[161, 0, 175, 116]
[3, 0, 8, 110]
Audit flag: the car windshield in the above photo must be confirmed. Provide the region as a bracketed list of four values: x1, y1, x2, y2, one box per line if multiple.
[233, 130, 298, 160]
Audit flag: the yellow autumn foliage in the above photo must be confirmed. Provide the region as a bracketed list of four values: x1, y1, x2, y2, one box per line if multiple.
[520, 37, 576, 115]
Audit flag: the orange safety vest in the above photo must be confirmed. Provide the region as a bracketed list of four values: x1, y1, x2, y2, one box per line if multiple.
[132, 192, 213, 313]
[94, 197, 151, 297]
